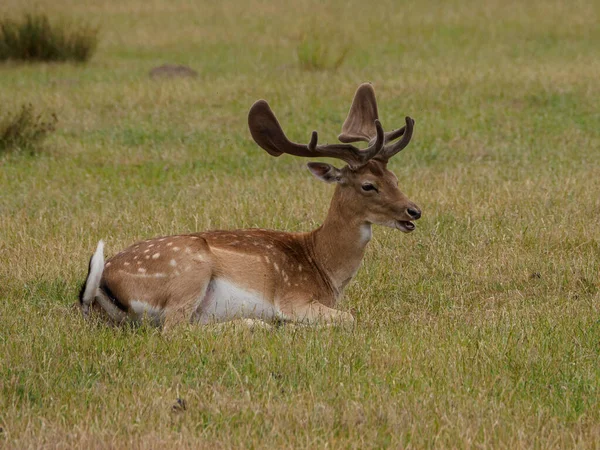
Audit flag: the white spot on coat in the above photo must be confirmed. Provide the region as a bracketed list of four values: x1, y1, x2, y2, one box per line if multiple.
[138, 268, 146, 273]
[170, 259, 177, 267]
[152, 253, 160, 259]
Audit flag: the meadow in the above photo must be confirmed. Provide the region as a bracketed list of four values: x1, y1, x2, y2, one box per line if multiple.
[1, 0, 599, 447]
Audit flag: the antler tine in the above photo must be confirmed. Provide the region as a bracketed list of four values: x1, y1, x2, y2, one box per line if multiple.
[356, 119, 384, 162]
[308, 119, 384, 168]
[383, 126, 406, 144]
[375, 116, 415, 162]
[248, 99, 385, 169]
[369, 125, 406, 146]
[307, 131, 318, 151]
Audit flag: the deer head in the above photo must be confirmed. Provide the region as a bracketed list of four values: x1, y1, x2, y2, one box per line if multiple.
[248, 83, 421, 233]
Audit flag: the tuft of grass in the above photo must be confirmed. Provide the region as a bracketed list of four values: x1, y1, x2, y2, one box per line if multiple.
[0, 13, 98, 63]
[296, 32, 350, 71]
[0, 104, 57, 154]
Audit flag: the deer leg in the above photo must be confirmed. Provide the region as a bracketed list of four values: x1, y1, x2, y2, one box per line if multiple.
[205, 318, 274, 332]
[162, 266, 213, 332]
[281, 300, 355, 328]
[95, 289, 128, 325]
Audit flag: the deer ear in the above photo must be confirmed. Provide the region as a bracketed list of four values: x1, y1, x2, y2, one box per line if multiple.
[307, 162, 343, 184]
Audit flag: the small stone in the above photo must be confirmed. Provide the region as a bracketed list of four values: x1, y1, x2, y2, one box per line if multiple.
[150, 64, 198, 79]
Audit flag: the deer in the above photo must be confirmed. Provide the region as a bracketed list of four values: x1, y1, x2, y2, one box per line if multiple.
[78, 83, 422, 329]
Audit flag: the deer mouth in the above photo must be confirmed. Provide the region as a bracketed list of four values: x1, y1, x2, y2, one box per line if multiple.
[396, 220, 415, 233]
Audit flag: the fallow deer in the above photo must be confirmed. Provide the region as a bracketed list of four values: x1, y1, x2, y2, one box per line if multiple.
[79, 83, 422, 328]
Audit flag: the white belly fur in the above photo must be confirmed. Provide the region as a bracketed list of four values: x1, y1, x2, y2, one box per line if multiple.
[130, 299, 163, 324]
[196, 278, 277, 324]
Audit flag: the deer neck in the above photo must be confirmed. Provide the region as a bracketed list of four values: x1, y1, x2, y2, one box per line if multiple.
[309, 187, 371, 294]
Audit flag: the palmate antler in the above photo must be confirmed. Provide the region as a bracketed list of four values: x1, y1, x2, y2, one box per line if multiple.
[338, 83, 415, 164]
[248, 83, 414, 168]
[248, 100, 384, 169]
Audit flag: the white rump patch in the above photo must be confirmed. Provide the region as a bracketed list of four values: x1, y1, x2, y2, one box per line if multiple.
[197, 279, 278, 324]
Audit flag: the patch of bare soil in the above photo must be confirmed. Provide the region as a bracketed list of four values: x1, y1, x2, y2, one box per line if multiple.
[149, 64, 198, 79]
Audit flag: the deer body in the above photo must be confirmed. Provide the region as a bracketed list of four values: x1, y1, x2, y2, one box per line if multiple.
[79, 84, 422, 328]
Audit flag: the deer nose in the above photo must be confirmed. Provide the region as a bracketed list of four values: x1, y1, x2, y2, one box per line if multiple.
[407, 207, 421, 220]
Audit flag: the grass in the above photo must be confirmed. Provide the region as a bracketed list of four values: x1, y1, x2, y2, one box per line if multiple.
[0, 103, 57, 154]
[0, 0, 599, 447]
[0, 13, 98, 62]
[296, 32, 349, 71]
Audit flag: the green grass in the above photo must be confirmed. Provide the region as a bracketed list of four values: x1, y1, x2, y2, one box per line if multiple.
[0, 103, 57, 154]
[1, 0, 599, 447]
[0, 13, 98, 62]
[296, 29, 349, 71]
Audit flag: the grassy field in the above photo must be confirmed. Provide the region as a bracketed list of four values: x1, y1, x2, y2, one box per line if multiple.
[1, 0, 599, 447]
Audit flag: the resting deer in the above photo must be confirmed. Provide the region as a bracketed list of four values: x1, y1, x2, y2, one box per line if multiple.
[79, 83, 422, 328]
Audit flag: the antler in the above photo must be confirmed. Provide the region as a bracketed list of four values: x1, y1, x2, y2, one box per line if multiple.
[338, 83, 415, 163]
[375, 116, 414, 162]
[248, 99, 385, 169]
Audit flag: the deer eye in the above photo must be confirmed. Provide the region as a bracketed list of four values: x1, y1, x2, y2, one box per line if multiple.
[361, 183, 378, 192]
